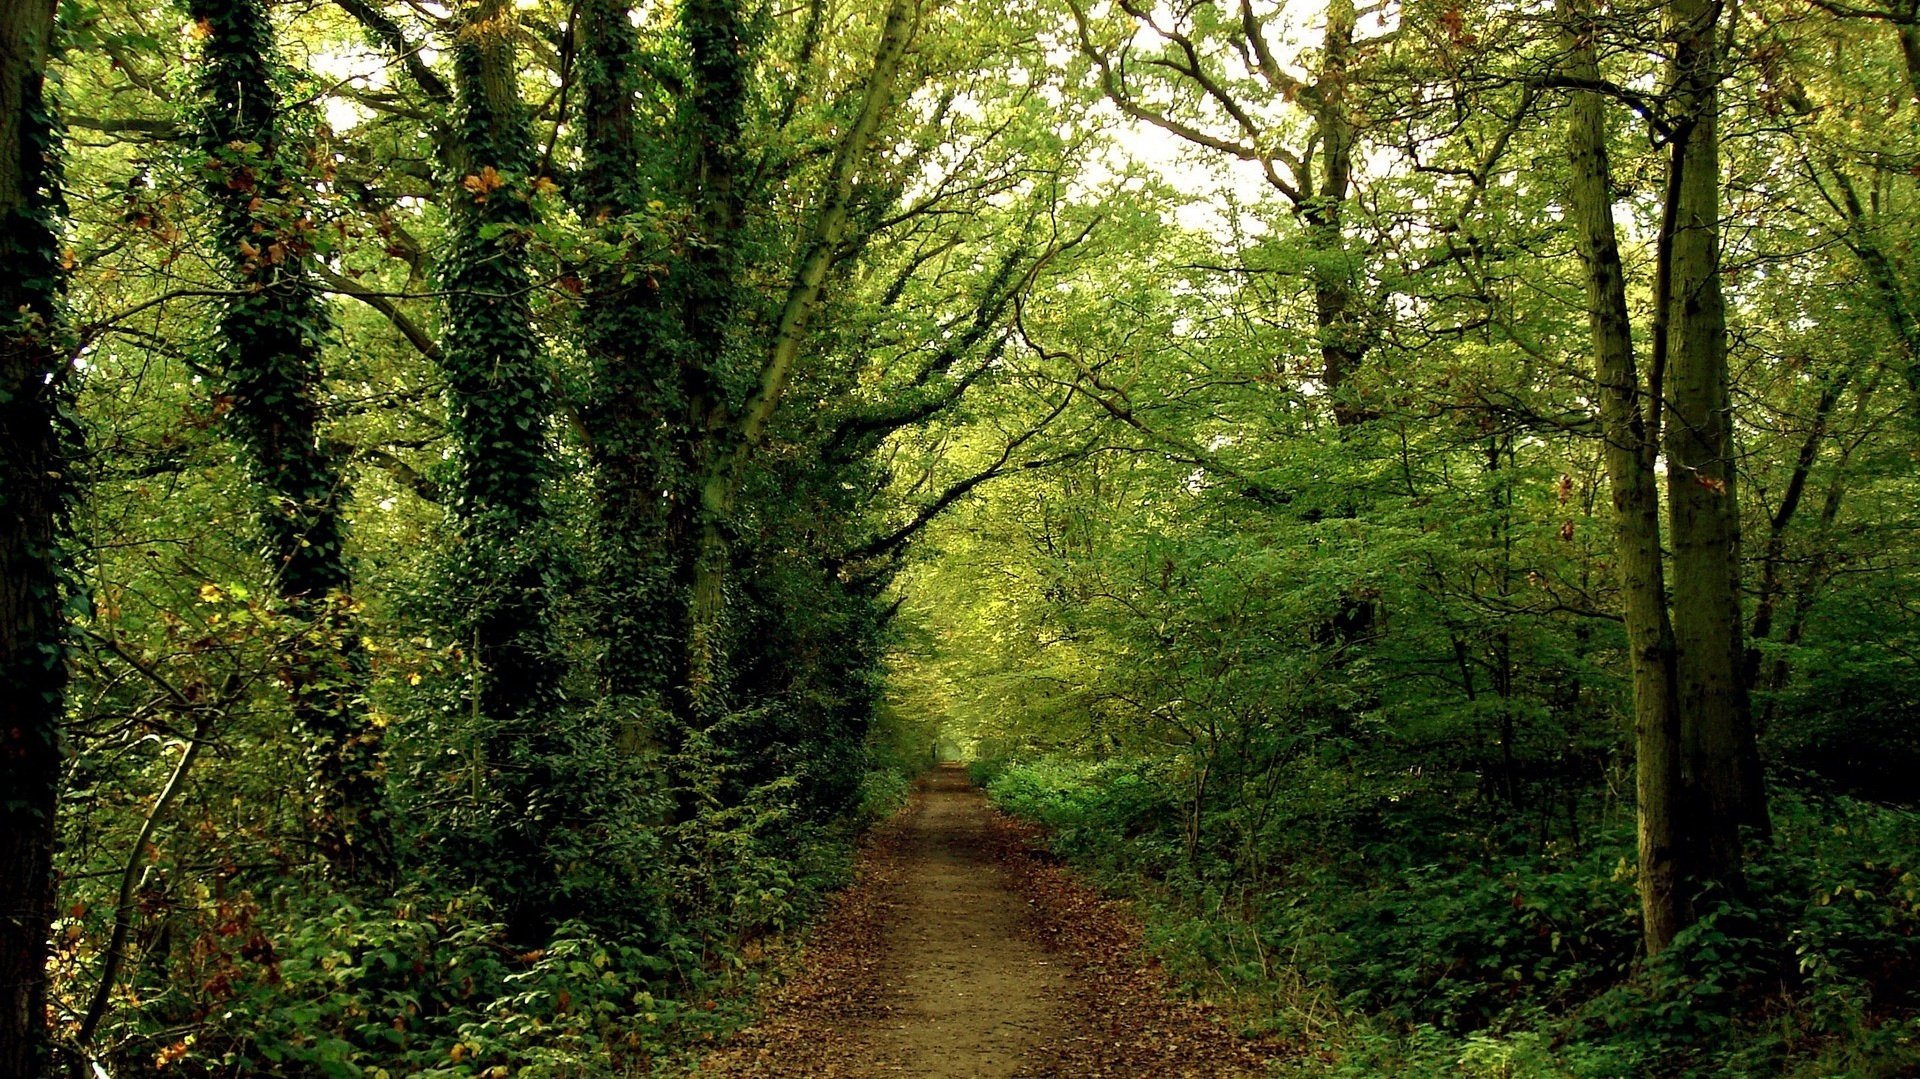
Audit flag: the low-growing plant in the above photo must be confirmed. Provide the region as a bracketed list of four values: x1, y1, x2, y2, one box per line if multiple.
[981, 751, 1920, 1077]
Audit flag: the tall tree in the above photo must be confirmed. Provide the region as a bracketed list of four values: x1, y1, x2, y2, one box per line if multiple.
[1063, 0, 1387, 688]
[569, 0, 752, 819]
[1068, 0, 1378, 427]
[684, 0, 920, 708]
[189, 0, 390, 882]
[575, 0, 923, 827]
[1660, 0, 1769, 892]
[574, 0, 677, 720]
[670, 0, 753, 727]
[0, 0, 68, 1067]
[1560, 0, 1772, 950]
[439, 0, 565, 925]
[1560, 0, 1685, 954]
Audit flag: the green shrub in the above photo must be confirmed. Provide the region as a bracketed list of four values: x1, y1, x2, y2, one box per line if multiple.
[982, 752, 1920, 1078]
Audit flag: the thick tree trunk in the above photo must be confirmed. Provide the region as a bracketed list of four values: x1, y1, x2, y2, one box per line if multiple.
[442, 0, 565, 930]
[191, 0, 389, 882]
[1561, 0, 1685, 955]
[1661, 0, 1768, 888]
[576, 0, 681, 715]
[0, 0, 67, 1069]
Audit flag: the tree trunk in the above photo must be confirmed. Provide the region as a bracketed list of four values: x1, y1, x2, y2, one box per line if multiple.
[1744, 369, 1848, 697]
[1828, 167, 1920, 409]
[1561, 0, 1685, 955]
[1308, 0, 1372, 430]
[576, 0, 682, 718]
[682, 0, 918, 717]
[1301, 0, 1378, 665]
[0, 0, 68, 1068]
[441, 0, 565, 931]
[672, 0, 753, 729]
[1760, 370, 1880, 724]
[1661, 0, 1768, 890]
[190, 0, 390, 883]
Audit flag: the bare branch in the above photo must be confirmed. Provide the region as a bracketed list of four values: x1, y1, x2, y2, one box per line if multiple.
[315, 265, 443, 363]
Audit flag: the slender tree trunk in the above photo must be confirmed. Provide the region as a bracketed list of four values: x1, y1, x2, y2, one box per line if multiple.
[190, 0, 389, 882]
[1662, 0, 1768, 887]
[1834, 169, 1920, 386]
[1744, 369, 1848, 696]
[1760, 370, 1880, 724]
[1561, 0, 1685, 955]
[0, 0, 68, 1068]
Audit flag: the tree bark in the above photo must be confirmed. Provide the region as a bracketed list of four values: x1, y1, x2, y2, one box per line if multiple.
[0, 0, 68, 1068]
[1661, 0, 1768, 891]
[575, 0, 681, 715]
[1561, 0, 1685, 955]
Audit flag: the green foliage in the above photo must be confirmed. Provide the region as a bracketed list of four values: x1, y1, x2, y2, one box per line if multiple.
[36, 0, 1051, 1067]
[980, 752, 1920, 1076]
[107, 889, 759, 1077]
[24, 0, 1920, 1072]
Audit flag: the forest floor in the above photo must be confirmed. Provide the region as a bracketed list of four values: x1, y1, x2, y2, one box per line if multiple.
[696, 765, 1279, 1078]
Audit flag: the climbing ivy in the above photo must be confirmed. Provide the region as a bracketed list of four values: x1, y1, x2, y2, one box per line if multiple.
[432, 0, 569, 932]
[573, 0, 684, 713]
[188, 0, 389, 881]
[0, 1, 72, 1070]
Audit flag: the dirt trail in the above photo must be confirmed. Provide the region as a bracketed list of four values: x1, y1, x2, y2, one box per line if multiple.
[698, 766, 1276, 1078]
[859, 768, 1068, 1074]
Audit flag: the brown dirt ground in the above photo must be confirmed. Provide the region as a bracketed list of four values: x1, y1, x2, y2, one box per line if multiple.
[696, 765, 1278, 1078]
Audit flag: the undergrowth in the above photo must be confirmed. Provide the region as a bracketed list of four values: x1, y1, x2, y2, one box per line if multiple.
[58, 742, 923, 1079]
[974, 755, 1920, 1077]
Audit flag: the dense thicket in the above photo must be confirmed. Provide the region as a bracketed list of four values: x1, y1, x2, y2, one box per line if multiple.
[4, 0, 1920, 1074]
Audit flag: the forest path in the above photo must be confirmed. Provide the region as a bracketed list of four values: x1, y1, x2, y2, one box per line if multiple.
[696, 765, 1276, 1078]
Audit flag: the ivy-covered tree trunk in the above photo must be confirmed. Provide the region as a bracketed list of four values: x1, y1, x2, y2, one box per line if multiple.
[1561, 0, 1684, 956]
[672, 0, 750, 730]
[441, 0, 565, 926]
[1306, 0, 1370, 431]
[575, 0, 680, 720]
[189, 0, 390, 883]
[0, 0, 67, 1069]
[1661, 0, 1768, 891]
